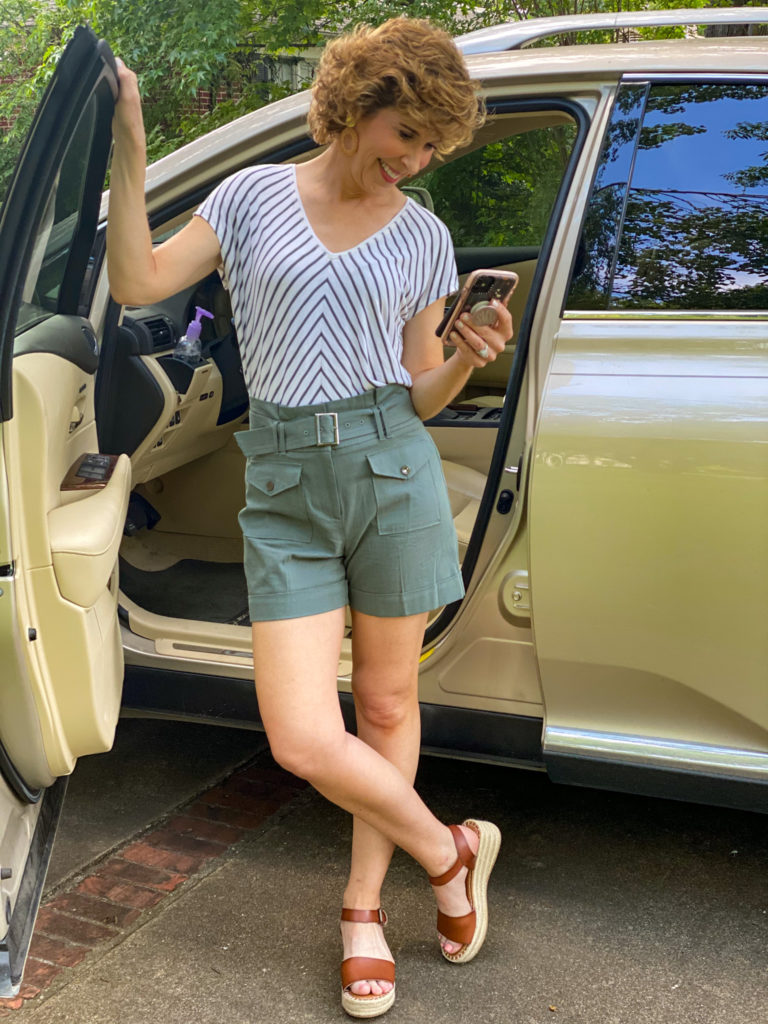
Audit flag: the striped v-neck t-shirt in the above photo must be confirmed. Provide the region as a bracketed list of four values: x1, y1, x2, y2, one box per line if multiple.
[195, 164, 458, 407]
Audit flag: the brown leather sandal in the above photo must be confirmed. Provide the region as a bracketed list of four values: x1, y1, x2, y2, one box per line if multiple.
[428, 819, 501, 964]
[340, 908, 396, 1019]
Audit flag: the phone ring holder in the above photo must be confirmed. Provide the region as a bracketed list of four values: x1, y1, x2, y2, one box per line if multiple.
[470, 301, 498, 327]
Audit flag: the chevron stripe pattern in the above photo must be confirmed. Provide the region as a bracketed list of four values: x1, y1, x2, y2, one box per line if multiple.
[196, 164, 458, 406]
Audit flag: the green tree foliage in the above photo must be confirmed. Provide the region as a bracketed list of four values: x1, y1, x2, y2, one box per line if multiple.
[0, 0, 291, 194]
[414, 125, 577, 247]
[0, 0, 759, 200]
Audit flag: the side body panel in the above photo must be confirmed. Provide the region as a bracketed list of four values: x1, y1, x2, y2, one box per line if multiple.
[530, 317, 768, 789]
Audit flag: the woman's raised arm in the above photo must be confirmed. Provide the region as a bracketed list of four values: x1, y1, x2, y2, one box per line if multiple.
[106, 59, 221, 307]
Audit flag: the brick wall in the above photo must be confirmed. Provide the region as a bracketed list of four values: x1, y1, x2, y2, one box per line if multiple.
[0, 72, 29, 133]
[186, 81, 243, 116]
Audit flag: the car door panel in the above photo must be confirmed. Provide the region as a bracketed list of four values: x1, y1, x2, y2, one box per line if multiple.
[6, 343, 128, 780]
[531, 340, 768, 738]
[0, 777, 66, 997]
[0, 25, 119, 995]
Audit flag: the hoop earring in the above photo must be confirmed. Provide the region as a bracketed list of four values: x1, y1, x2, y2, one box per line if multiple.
[340, 125, 358, 156]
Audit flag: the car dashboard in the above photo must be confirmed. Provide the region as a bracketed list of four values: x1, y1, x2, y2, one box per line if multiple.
[97, 276, 249, 485]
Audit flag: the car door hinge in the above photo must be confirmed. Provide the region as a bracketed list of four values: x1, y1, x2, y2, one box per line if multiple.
[0, 563, 14, 578]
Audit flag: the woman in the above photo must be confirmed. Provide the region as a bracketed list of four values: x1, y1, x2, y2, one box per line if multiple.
[108, 17, 511, 1018]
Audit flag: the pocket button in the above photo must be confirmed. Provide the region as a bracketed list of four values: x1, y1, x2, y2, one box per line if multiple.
[400, 465, 411, 477]
[266, 481, 275, 492]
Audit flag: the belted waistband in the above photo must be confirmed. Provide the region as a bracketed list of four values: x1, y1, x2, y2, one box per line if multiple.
[235, 402, 418, 457]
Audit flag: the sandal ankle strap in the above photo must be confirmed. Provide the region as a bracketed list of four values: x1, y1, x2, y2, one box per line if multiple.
[341, 907, 388, 925]
[428, 825, 476, 886]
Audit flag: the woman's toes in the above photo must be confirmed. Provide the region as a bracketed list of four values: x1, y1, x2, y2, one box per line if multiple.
[350, 978, 392, 996]
[340, 916, 394, 997]
[440, 934, 461, 955]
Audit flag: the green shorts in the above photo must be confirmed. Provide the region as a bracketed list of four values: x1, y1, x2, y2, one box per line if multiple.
[234, 385, 465, 621]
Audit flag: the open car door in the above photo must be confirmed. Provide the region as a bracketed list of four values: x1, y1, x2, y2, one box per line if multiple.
[0, 27, 126, 995]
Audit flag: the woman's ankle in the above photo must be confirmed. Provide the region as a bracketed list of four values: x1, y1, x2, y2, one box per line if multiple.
[423, 823, 463, 880]
[342, 887, 384, 911]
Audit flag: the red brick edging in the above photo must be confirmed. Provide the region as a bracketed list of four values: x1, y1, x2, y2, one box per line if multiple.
[0, 757, 306, 1014]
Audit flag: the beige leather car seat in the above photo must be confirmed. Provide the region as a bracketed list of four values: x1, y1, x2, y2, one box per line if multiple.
[440, 459, 486, 560]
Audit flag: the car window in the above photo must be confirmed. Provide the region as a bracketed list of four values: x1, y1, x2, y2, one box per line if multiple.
[14, 95, 99, 337]
[411, 113, 578, 249]
[568, 80, 768, 312]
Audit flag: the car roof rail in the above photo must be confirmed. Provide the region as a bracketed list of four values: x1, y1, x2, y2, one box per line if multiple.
[455, 7, 768, 54]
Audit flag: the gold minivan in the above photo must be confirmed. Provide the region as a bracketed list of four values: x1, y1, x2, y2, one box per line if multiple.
[0, 8, 766, 995]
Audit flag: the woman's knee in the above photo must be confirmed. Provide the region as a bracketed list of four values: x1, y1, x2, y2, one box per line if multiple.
[354, 676, 418, 732]
[266, 727, 342, 781]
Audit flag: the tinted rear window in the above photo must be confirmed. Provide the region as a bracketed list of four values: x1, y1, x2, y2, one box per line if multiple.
[568, 81, 768, 312]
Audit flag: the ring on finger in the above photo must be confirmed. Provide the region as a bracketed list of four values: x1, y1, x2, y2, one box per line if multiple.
[477, 345, 490, 359]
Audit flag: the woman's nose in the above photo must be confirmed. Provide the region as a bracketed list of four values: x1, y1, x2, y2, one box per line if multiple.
[402, 152, 420, 175]
[403, 148, 429, 175]
[418, 149, 432, 171]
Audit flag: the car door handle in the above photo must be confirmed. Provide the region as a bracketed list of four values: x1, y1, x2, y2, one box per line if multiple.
[69, 403, 85, 433]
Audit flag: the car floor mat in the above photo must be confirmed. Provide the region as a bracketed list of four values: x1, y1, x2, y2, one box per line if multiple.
[118, 557, 250, 625]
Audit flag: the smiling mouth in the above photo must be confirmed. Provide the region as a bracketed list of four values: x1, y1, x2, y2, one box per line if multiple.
[378, 159, 403, 183]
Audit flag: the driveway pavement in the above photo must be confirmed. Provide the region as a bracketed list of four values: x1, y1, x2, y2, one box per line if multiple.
[4, 719, 767, 1023]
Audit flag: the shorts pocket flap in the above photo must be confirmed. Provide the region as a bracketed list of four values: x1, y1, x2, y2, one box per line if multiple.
[367, 443, 432, 481]
[248, 462, 303, 497]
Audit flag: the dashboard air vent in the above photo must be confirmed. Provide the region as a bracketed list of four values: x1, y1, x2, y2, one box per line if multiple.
[143, 316, 175, 351]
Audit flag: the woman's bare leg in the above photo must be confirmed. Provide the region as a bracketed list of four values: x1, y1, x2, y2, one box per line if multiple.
[345, 611, 475, 958]
[340, 609, 426, 996]
[251, 610, 478, 971]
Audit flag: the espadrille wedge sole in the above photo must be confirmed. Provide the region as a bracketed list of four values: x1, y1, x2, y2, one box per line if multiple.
[429, 819, 501, 964]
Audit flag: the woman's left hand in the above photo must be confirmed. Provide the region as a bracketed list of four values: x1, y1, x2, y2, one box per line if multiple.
[448, 300, 514, 369]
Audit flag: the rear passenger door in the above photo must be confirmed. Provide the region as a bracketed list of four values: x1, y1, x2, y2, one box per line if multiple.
[530, 79, 768, 805]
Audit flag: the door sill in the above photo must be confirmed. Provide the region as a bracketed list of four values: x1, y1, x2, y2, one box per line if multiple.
[120, 596, 354, 682]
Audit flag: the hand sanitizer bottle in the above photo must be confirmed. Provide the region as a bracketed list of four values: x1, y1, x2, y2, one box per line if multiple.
[173, 306, 214, 365]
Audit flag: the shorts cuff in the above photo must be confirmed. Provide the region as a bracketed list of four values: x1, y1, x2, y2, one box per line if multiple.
[248, 581, 348, 622]
[349, 574, 465, 618]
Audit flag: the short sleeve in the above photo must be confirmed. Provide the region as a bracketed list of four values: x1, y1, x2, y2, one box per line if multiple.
[194, 171, 244, 268]
[409, 212, 459, 318]
[194, 168, 263, 292]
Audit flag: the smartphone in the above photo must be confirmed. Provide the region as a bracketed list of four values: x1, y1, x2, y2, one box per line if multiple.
[436, 269, 519, 342]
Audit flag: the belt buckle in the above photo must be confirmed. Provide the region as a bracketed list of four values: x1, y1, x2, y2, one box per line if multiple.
[314, 411, 340, 446]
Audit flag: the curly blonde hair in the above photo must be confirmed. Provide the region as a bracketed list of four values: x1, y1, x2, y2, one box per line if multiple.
[308, 18, 484, 155]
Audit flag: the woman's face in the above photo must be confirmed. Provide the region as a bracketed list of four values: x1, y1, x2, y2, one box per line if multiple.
[344, 107, 438, 191]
